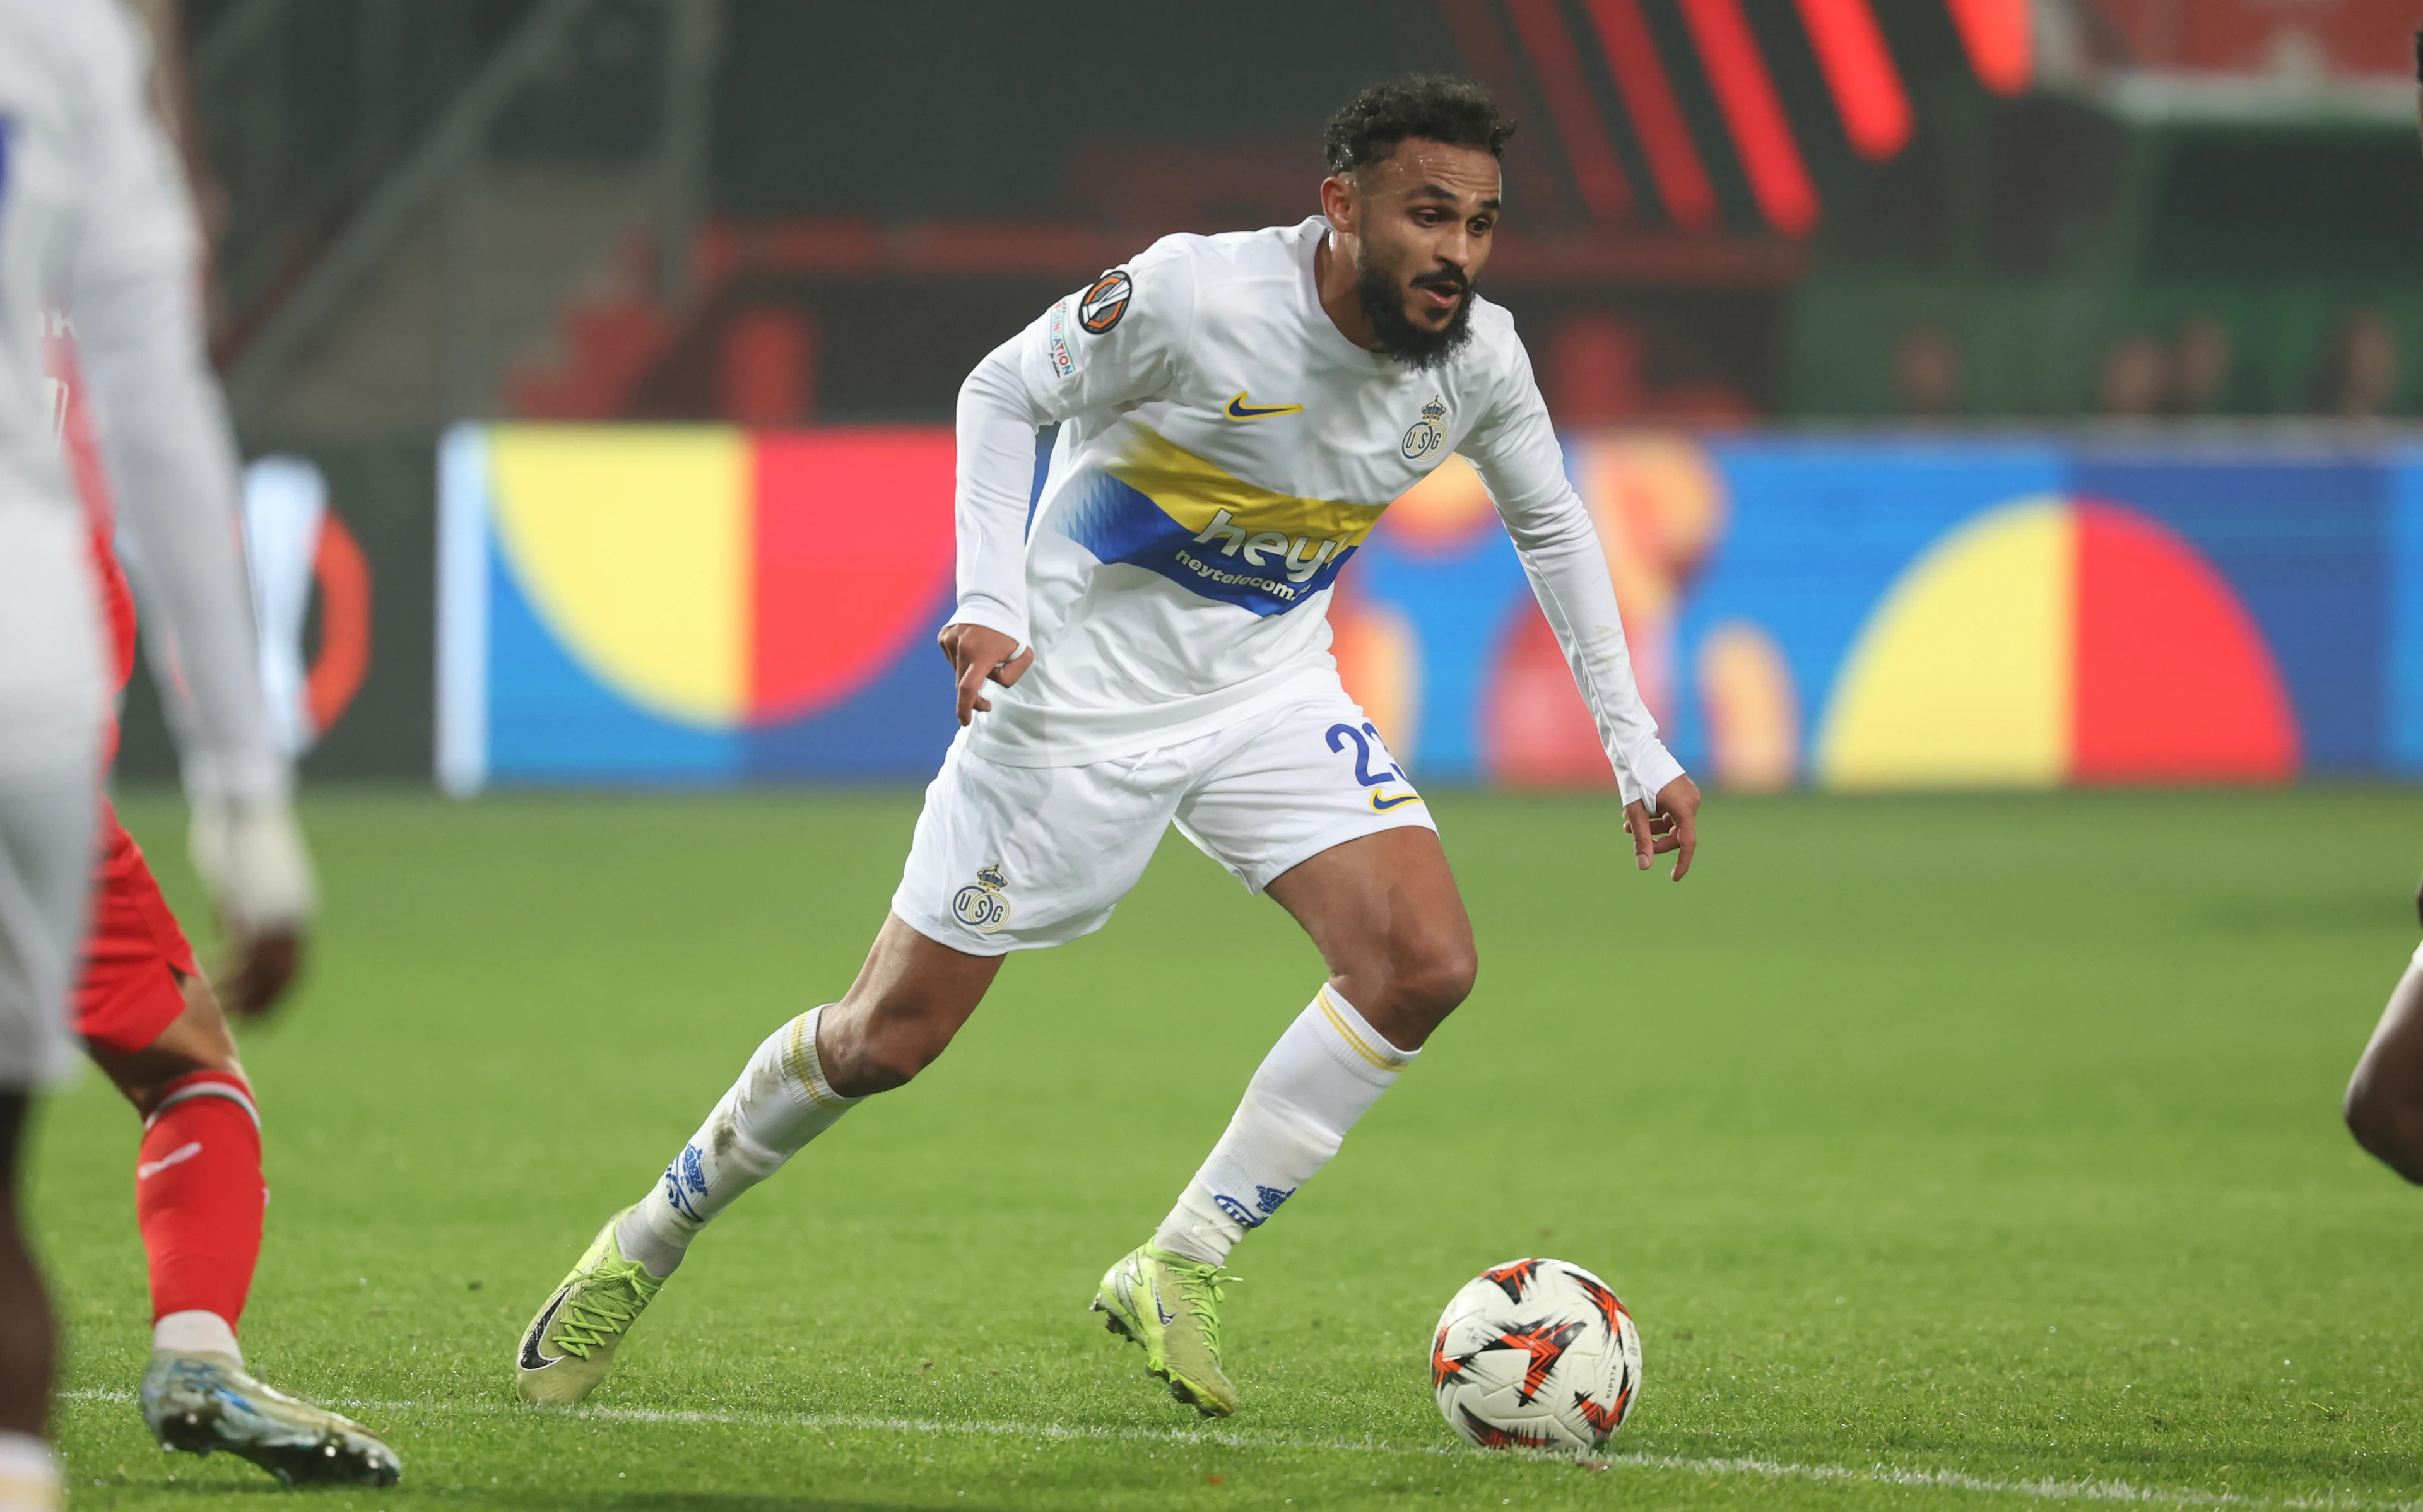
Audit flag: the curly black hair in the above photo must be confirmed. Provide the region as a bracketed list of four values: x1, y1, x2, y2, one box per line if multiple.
[1323, 74, 1517, 176]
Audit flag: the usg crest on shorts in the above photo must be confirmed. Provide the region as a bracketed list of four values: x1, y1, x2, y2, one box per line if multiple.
[952, 863, 1012, 932]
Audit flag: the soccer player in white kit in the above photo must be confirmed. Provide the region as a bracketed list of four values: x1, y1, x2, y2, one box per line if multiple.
[517, 76, 1702, 1417]
[0, 1, 394, 1497]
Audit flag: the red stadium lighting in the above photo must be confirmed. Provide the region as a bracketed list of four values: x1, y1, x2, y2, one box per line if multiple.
[1945, 0, 2031, 95]
[1792, 0, 1913, 160]
[1582, 0, 1720, 230]
[1678, 0, 1819, 237]
[1502, 0, 1637, 223]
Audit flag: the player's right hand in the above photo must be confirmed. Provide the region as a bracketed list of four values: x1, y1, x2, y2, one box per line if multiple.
[938, 623, 1033, 727]
[1623, 774, 1701, 882]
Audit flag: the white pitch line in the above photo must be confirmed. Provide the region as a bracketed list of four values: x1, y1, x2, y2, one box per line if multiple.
[54, 1388, 2416, 1511]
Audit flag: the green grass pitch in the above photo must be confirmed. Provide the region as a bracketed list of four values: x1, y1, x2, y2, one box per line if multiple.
[33, 787, 2423, 1509]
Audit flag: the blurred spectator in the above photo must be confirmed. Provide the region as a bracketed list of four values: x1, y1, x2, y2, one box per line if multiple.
[2099, 334, 2168, 417]
[2167, 316, 2232, 415]
[717, 305, 817, 427]
[1892, 324, 1959, 418]
[1547, 314, 1647, 423]
[1545, 313, 1754, 426]
[2312, 309, 2400, 418]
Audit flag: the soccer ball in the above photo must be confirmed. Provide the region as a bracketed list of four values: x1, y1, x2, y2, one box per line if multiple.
[1431, 1257, 1641, 1454]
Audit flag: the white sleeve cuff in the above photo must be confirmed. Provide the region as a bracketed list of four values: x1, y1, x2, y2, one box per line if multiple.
[1626, 742, 1687, 811]
[944, 598, 1029, 655]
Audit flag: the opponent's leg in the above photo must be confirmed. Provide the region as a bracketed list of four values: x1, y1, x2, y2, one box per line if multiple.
[84, 973, 398, 1487]
[0, 1096, 56, 1509]
[2347, 942, 2423, 1180]
[516, 917, 1000, 1404]
[86, 977, 259, 1361]
[1102, 826, 1475, 1415]
[0, 759, 100, 1511]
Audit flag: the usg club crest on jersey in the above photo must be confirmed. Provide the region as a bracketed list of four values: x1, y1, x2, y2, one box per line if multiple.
[952, 863, 1012, 932]
[1401, 394, 1447, 460]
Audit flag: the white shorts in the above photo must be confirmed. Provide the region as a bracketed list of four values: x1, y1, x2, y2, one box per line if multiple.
[0, 503, 105, 1089]
[893, 684, 1435, 954]
[0, 765, 97, 1091]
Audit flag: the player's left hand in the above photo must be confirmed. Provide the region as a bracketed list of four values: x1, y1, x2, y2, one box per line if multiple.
[1623, 775, 1701, 881]
[191, 795, 317, 932]
[216, 929, 305, 1019]
[938, 623, 1034, 727]
[191, 795, 318, 1015]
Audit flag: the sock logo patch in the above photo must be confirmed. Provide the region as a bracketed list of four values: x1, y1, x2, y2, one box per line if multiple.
[1213, 1193, 1264, 1229]
[137, 1141, 203, 1180]
[662, 1152, 705, 1222]
[1253, 1184, 1294, 1217]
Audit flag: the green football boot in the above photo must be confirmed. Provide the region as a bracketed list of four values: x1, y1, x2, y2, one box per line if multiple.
[1092, 1243, 1239, 1417]
[140, 1351, 401, 1487]
[515, 1207, 666, 1405]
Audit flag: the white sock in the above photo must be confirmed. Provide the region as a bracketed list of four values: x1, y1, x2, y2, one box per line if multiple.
[0, 1432, 57, 1512]
[617, 1005, 859, 1278]
[1153, 985, 1416, 1266]
[153, 1308, 242, 1365]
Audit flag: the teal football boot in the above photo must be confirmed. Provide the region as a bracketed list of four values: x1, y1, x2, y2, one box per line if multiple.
[141, 1351, 401, 1487]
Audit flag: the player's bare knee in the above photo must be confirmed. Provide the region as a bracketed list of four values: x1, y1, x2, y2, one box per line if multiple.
[823, 1003, 957, 1096]
[2343, 1075, 2387, 1153]
[851, 1034, 943, 1094]
[2344, 1070, 2423, 1182]
[1347, 943, 1475, 1048]
[1402, 939, 1478, 1019]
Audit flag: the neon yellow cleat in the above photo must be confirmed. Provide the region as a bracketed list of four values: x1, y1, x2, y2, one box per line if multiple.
[1092, 1243, 1239, 1417]
[514, 1207, 664, 1405]
[141, 1351, 400, 1487]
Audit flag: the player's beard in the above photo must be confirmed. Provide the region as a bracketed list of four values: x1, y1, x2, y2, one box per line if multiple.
[1355, 250, 1475, 372]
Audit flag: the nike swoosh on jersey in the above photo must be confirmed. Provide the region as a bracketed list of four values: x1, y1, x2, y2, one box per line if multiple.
[1371, 790, 1425, 811]
[1225, 392, 1304, 421]
[519, 1287, 572, 1370]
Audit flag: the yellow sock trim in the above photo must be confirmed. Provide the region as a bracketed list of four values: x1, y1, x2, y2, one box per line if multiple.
[782, 1012, 835, 1108]
[1316, 985, 1408, 1073]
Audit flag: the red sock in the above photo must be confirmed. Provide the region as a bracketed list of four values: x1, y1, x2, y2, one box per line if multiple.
[136, 1071, 264, 1332]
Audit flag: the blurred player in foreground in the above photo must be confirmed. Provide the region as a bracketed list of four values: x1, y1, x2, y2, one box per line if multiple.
[0, 3, 112, 1497]
[6, 0, 396, 1491]
[517, 76, 1699, 1417]
[2339, 35, 2423, 1188]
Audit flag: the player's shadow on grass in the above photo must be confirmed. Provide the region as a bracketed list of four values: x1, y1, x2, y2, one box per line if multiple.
[138, 1491, 994, 1511]
[461, 1497, 995, 1511]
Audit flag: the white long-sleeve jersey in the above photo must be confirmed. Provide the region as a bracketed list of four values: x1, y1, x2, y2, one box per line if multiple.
[949, 216, 1684, 804]
[0, 0, 281, 804]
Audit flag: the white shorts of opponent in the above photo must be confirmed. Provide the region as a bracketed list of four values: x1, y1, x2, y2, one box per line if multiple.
[893, 684, 1434, 955]
[0, 501, 107, 1089]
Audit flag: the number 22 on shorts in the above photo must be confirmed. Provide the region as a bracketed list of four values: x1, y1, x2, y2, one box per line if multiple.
[1326, 722, 1424, 812]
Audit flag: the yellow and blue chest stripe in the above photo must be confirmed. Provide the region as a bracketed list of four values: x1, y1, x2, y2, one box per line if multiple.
[1056, 431, 1386, 616]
